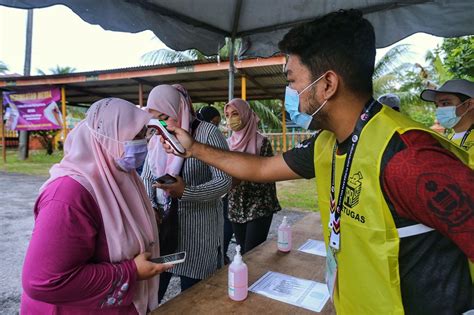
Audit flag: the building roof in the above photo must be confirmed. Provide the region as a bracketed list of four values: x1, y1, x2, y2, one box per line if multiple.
[0, 56, 287, 107]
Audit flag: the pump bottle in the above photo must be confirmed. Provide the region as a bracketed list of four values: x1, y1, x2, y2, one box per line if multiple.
[278, 216, 292, 252]
[228, 245, 248, 301]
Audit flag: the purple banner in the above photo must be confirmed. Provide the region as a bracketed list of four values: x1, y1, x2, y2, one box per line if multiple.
[3, 88, 63, 131]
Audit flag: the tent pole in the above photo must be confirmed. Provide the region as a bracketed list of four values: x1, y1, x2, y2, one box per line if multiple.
[1, 102, 5, 164]
[61, 86, 67, 141]
[138, 83, 144, 107]
[241, 75, 246, 100]
[228, 38, 235, 102]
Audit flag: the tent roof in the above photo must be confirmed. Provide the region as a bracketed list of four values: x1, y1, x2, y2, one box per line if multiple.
[1, 1, 473, 57]
[0, 56, 287, 106]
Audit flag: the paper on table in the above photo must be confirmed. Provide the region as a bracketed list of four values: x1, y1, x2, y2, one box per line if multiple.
[298, 239, 327, 257]
[249, 271, 330, 313]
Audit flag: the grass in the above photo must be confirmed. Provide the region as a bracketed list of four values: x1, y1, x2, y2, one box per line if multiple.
[276, 179, 319, 212]
[0, 149, 63, 176]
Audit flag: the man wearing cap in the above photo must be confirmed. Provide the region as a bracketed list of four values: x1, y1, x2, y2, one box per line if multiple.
[421, 79, 474, 153]
[378, 93, 400, 111]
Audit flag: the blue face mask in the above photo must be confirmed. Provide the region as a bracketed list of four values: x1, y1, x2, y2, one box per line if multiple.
[115, 139, 148, 172]
[435, 101, 468, 129]
[284, 73, 327, 130]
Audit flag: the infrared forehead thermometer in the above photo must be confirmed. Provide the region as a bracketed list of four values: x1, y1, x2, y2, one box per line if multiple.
[147, 119, 186, 155]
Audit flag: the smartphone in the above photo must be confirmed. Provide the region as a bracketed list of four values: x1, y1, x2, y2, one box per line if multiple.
[147, 119, 185, 154]
[156, 173, 177, 184]
[150, 251, 186, 264]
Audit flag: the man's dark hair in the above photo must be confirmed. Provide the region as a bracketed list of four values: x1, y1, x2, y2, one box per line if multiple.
[278, 9, 376, 96]
[455, 93, 470, 103]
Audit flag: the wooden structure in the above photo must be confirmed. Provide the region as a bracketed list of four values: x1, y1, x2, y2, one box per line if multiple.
[152, 212, 335, 314]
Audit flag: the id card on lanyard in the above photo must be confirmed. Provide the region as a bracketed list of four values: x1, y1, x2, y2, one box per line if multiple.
[325, 100, 376, 299]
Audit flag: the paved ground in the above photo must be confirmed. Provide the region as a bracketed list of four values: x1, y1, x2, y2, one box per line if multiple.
[0, 172, 308, 314]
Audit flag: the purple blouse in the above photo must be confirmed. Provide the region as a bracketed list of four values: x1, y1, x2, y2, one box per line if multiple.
[21, 176, 139, 314]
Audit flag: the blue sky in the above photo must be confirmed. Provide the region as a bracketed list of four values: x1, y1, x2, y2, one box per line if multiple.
[0, 5, 443, 75]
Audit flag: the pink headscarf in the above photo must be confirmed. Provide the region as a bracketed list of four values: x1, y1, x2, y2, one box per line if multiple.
[225, 98, 264, 154]
[41, 98, 159, 314]
[145, 84, 193, 177]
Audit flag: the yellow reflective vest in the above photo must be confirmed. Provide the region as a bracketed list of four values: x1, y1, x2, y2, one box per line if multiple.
[447, 127, 474, 163]
[314, 106, 471, 314]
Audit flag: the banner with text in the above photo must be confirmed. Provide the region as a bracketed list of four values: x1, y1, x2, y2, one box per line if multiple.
[3, 88, 63, 131]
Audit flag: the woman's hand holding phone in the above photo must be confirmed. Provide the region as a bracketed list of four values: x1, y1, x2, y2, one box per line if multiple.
[153, 174, 185, 198]
[134, 252, 173, 280]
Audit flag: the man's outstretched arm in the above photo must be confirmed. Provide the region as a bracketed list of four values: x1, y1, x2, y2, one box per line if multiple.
[163, 126, 301, 183]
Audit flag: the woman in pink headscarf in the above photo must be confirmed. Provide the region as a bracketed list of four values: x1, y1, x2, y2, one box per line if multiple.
[141, 85, 232, 303]
[224, 98, 281, 254]
[21, 98, 172, 315]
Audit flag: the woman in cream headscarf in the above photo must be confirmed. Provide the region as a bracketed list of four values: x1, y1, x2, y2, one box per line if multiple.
[224, 98, 281, 254]
[21, 98, 171, 315]
[141, 85, 232, 302]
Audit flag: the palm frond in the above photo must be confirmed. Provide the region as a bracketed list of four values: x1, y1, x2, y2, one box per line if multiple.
[248, 100, 282, 129]
[373, 44, 411, 79]
[0, 61, 8, 74]
[141, 48, 206, 65]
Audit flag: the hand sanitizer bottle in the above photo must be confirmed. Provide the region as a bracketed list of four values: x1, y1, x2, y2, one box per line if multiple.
[278, 216, 292, 252]
[228, 245, 248, 301]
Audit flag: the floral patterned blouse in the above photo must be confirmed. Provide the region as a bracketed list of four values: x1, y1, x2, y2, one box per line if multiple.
[227, 137, 281, 223]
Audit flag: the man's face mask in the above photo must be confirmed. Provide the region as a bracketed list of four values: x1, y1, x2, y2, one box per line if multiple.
[284, 73, 328, 130]
[115, 139, 148, 172]
[436, 100, 470, 129]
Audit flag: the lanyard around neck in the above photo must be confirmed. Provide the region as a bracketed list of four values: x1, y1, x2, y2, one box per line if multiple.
[460, 124, 473, 149]
[329, 100, 376, 251]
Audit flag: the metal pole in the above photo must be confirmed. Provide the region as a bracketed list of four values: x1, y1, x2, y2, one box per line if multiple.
[241, 75, 246, 100]
[1, 102, 5, 164]
[228, 38, 235, 102]
[61, 86, 67, 141]
[138, 83, 144, 107]
[19, 9, 34, 160]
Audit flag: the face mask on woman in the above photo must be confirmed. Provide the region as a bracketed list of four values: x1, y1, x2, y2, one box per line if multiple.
[227, 115, 244, 131]
[87, 124, 148, 172]
[115, 139, 148, 172]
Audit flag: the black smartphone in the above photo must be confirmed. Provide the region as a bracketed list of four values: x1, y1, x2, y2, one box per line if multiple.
[150, 251, 186, 264]
[156, 173, 177, 184]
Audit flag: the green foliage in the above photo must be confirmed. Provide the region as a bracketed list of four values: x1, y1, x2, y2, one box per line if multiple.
[36, 65, 77, 75]
[373, 44, 413, 96]
[436, 36, 474, 80]
[142, 48, 208, 65]
[141, 37, 242, 65]
[0, 60, 9, 74]
[31, 130, 60, 155]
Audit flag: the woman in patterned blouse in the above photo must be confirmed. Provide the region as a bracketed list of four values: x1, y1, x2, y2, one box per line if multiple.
[224, 98, 281, 254]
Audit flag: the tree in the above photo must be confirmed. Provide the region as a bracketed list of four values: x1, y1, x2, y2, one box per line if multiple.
[0, 61, 8, 74]
[36, 65, 76, 75]
[373, 44, 412, 97]
[32, 130, 57, 155]
[141, 37, 242, 65]
[436, 36, 474, 80]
